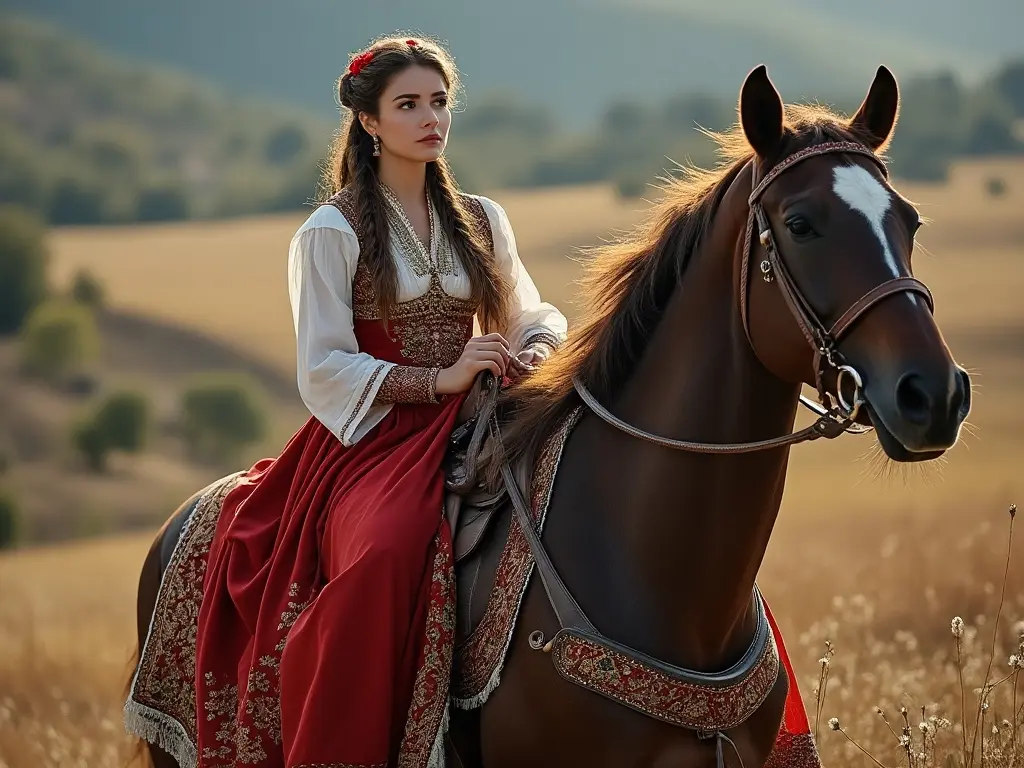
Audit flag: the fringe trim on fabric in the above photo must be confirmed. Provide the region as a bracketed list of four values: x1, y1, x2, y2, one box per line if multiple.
[426, 701, 450, 768]
[450, 409, 581, 713]
[122, 480, 225, 768]
[450, 560, 536, 712]
[123, 699, 198, 768]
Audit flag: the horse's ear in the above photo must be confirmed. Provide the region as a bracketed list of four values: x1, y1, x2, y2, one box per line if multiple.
[849, 65, 900, 152]
[739, 64, 784, 158]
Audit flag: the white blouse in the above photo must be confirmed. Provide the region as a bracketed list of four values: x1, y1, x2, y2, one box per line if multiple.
[287, 193, 568, 446]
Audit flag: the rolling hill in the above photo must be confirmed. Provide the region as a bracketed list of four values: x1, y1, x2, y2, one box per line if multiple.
[2, 0, 1019, 125]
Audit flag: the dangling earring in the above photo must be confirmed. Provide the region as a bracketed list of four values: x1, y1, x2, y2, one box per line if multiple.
[372, 134, 381, 157]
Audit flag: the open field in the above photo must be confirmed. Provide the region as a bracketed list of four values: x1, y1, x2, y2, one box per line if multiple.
[2, 158, 1024, 766]
[43, 159, 1024, 516]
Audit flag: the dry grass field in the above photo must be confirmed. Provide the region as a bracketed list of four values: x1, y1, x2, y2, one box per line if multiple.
[2, 157, 1023, 767]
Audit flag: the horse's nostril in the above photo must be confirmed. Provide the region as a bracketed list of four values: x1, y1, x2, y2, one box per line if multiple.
[894, 372, 933, 426]
[954, 367, 972, 417]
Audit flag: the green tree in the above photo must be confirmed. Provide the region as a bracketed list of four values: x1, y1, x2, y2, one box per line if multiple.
[135, 184, 190, 222]
[179, 373, 269, 465]
[71, 417, 109, 472]
[19, 300, 100, 384]
[992, 59, 1024, 117]
[0, 204, 49, 335]
[70, 268, 105, 308]
[95, 390, 151, 452]
[0, 487, 22, 549]
[265, 124, 309, 166]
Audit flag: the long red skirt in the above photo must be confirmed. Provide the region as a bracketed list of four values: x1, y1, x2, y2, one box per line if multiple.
[194, 396, 464, 767]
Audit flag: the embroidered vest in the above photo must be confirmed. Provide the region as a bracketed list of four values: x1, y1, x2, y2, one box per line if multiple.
[323, 186, 493, 370]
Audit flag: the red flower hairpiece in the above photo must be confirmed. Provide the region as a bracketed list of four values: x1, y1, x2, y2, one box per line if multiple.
[406, 39, 418, 46]
[349, 51, 374, 76]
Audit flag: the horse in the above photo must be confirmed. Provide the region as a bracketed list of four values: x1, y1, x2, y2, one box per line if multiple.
[125, 64, 971, 768]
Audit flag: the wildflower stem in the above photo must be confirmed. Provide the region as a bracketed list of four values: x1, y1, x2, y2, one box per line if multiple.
[970, 508, 1014, 763]
[1013, 669, 1019, 764]
[957, 635, 968, 766]
[878, 710, 901, 745]
[837, 728, 889, 768]
[979, 704, 986, 768]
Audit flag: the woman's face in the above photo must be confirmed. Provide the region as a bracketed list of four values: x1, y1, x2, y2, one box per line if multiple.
[361, 64, 451, 164]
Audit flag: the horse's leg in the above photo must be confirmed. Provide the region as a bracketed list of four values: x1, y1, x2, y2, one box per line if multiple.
[446, 705, 484, 768]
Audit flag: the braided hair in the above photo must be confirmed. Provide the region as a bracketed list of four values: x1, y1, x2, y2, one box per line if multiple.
[321, 35, 511, 331]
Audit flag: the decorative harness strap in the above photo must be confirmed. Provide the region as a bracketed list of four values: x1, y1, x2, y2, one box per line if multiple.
[490, 414, 779, 750]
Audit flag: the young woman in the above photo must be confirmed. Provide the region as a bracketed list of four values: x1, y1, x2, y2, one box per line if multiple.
[191, 35, 567, 767]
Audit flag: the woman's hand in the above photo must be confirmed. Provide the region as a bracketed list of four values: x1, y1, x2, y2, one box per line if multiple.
[434, 333, 511, 395]
[505, 344, 553, 382]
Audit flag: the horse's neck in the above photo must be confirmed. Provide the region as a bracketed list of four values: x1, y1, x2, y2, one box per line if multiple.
[583, 187, 800, 671]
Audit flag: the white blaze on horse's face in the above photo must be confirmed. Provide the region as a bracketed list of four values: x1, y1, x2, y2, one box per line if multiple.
[831, 164, 903, 271]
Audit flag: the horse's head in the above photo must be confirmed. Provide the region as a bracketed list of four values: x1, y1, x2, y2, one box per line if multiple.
[738, 65, 970, 462]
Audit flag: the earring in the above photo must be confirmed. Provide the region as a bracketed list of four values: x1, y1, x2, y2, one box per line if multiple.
[372, 135, 381, 156]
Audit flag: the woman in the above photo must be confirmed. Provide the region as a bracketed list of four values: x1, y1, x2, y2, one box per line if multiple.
[193, 35, 567, 768]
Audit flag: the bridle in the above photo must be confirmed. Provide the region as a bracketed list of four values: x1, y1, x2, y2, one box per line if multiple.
[572, 140, 936, 454]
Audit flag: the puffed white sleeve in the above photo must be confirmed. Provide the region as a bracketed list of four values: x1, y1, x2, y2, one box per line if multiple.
[477, 195, 568, 354]
[288, 210, 442, 446]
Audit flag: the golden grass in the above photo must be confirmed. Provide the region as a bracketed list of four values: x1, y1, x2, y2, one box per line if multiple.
[2, 158, 1023, 766]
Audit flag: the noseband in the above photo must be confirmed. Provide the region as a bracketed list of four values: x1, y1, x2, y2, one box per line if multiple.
[573, 140, 935, 454]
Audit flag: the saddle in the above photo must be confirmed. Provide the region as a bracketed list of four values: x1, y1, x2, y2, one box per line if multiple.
[443, 372, 533, 643]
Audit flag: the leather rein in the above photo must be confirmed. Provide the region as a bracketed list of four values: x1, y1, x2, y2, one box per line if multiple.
[572, 140, 935, 455]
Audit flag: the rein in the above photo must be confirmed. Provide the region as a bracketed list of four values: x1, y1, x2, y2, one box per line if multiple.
[573, 140, 935, 454]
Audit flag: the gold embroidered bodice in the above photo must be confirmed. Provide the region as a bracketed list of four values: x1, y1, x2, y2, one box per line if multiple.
[349, 184, 477, 371]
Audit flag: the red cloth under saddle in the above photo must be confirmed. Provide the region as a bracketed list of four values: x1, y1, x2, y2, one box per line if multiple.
[193, 320, 466, 767]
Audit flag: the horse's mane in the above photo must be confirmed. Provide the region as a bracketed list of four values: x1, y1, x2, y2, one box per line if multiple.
[488, 104, 879, 482]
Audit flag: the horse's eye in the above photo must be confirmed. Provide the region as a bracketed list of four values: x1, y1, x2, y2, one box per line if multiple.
[786, 216, 814, 238]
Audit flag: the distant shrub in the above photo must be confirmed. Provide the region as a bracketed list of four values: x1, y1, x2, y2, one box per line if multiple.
[613, 172, 649, 200]
[96, 390, 151, 452]
[19, 300, 100, 385]
[264, 124, 308, 166]
[135, 185, 190, 222]
[0, 204, 49, 335]
[179, 372, 269, 465]
[71, 417, 108, 472]
[70, 390, 153, 472]
[0, 487, 22, 549]
[985, 176, 1008, 197]
[70, 268, 105, 308]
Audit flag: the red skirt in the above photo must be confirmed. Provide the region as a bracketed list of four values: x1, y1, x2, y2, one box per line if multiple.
[194, 396, 464, 767]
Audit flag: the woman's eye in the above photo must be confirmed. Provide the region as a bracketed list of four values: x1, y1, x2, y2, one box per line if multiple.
[786, 217, 814, 237]
[400, 101, 415, 109]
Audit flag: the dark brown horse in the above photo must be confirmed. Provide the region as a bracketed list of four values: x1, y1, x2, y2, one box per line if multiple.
[127, 65, 970, 767]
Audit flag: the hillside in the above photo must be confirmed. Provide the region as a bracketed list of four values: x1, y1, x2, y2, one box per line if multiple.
[3, 11, 1022, 228]
[0, 14, 331, 225]
[2, 0, 1019, 122]
[0, 308, 310, 544]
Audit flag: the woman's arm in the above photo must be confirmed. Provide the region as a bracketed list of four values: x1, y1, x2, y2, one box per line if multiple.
[287, 213, 439, 446]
